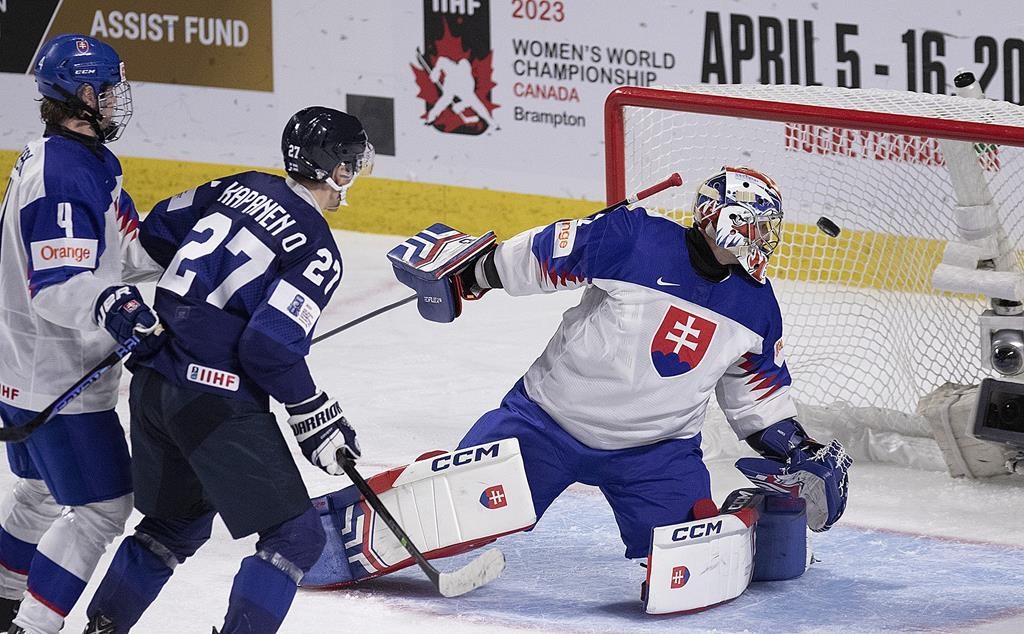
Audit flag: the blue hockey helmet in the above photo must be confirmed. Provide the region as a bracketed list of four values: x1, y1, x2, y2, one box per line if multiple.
[33, 33, 133, 142]
[693, 166, 783, 283]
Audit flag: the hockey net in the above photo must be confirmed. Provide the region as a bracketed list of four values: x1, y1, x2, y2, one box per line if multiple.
[605, 84, 1024, 468]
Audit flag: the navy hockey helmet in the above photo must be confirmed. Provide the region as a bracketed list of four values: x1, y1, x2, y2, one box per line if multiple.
[33, 33, 133, 142]
[282, 107, 374, 183]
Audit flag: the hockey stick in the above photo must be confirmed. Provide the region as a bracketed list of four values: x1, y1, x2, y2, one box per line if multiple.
[311, 294, 416, 345]
[309, 172, 685, 346]
[0, 333, 148, 443]
[338, 451, 505, 597]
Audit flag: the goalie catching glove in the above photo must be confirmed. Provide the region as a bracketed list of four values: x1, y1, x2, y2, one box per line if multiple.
[287, 392, 360, 475]
[735, 419, 852, 532]
[388, 223, 499, 323]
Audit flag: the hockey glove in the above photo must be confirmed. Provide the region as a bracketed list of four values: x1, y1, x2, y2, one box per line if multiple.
[735, 419, 853, 532]
[95, 285, 161, 344]
[286, 392, 360, 475]
[388, 223, 497, 323]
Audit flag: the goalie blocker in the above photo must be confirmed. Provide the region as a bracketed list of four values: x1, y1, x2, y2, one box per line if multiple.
[387, 223, 498, 323]
[303, 438, 536, 587]
[643, 488, 809, 615]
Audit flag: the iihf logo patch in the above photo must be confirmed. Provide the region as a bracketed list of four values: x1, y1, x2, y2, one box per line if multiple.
[670, 565, 690, 589]
[650, 306, 717, 377]
[287, 295, 305, 316]
[479, 485, 507, 509]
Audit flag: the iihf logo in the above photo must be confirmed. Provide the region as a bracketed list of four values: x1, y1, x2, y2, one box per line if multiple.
[287, 295, 305, 317]
[479, 485, 507, 509]
[414, 0, 498, 135]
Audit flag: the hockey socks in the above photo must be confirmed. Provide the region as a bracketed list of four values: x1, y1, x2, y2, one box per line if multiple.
[221, 556, 297, 634]
[86, 535, 176, 630]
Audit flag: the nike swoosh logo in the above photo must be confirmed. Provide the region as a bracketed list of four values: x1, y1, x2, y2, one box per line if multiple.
[656, 277, 680, 287]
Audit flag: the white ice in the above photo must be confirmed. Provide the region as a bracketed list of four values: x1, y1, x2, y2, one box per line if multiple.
[7, 229, 1024, 633]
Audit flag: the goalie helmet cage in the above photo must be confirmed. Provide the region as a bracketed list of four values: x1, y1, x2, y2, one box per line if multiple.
[605, 84, 1024, 449]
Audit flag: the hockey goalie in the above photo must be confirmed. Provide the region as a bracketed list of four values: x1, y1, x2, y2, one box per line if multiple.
[305, 166, 852, 614]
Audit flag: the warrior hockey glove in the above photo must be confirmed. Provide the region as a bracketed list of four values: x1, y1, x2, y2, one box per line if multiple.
[388, 223, 498, 323]
[286, 392, 360, 475]
[735, 418, 853, 532]
[95, 285, 161, 344]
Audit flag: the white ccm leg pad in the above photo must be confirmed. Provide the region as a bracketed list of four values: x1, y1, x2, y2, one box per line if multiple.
[305, 438, 536, 587]
[643, 499, 757, 615]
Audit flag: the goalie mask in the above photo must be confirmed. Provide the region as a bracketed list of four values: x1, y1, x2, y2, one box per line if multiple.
[282, 106, 375, 207]
[33, 34, 133, 143]
[693, 166, 783, 284]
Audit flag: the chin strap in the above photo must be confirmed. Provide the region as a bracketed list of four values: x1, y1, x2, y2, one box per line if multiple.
[325, 173, 358, 207]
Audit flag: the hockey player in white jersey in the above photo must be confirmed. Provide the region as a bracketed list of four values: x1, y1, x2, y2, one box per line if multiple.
[378, 166, 852, 612]
[0, 34, 161, 633]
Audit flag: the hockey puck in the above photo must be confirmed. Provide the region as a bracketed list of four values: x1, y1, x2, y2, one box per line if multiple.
[816, 216, 841, 238]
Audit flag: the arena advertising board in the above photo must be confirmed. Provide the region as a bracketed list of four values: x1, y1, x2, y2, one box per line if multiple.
[0, 0, 1021, 200]
[0, 0, 271, 91]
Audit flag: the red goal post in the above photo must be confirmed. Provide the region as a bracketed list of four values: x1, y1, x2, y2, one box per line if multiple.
[603, 83, 1024, 466]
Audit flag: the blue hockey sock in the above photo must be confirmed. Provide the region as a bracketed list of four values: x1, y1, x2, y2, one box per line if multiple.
[86, 535, 174, 629]
[221, 556, 297, 634]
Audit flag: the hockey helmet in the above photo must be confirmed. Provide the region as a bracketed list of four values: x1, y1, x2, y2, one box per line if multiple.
[693, 166, 783, 284]
[33, 33, 132, 142]
[282, 106, 374, 182]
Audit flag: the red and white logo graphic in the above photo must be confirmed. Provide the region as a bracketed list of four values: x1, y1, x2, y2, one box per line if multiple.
[187, 363, 240, 392]
[650, 306, 718, 377]
[479, 484, 507, 509]
[670, 565, 690, 589]
[413, 10, 497, 135]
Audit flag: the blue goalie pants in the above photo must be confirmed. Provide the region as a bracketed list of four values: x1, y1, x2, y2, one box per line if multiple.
[458, 379, 711, 559]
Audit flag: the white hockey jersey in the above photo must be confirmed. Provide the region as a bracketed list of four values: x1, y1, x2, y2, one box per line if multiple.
[495, 207, 798, 450]
[0, 131, 160, 413]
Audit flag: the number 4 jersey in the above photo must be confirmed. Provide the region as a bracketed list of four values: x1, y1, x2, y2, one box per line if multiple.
[0, 131, 160, 413]
[136, 171, 342, 406]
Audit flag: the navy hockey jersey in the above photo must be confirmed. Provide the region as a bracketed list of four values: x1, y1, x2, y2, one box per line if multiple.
[494, 207, 798, 450]
[0, 131, 160, 413]
[136, 172, 341, 405]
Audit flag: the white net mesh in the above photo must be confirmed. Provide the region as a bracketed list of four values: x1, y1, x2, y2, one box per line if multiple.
[610, 84, 1024, 439]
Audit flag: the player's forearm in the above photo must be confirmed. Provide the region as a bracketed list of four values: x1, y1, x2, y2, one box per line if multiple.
[32, 272, 110, 331]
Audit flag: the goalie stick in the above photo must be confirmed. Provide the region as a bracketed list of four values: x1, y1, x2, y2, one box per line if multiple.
[338, 451, 506, 597]
[311, 171, 685, 344]
[0, 332, 150, 443]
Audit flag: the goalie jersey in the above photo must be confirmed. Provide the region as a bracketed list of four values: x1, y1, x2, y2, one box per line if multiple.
[0, 130, 159, 413]
[134, 172, 340, 406]
[494, 207, 798, 450]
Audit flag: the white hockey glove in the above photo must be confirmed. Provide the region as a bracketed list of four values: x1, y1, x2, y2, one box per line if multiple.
[286, 392, 360, 475]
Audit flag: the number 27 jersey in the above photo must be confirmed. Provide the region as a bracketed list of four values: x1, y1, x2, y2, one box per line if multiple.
[136, 171, 341, 405]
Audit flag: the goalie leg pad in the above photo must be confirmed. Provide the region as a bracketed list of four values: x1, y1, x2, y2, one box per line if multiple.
[721, 488, 808, 582]
[303, 437, 536, 588]
[643, 501, 757, 615]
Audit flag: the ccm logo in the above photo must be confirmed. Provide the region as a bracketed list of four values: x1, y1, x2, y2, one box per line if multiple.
[431, 444, 500, 471]
[671, 520, 722, 542]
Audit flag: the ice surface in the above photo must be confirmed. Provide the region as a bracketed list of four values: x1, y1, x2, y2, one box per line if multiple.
[9, 230, 1024, 633]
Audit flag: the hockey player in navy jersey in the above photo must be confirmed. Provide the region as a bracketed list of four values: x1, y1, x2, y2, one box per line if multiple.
[379, 166, 852, 611]
[0, 34, 163, 634]
[81, 106, 372, 633]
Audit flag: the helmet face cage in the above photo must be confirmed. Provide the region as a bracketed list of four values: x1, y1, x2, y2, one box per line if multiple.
[693, 166, 783, 283]
[95, 71, 132, 142]
[33, 34, 133, 142]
